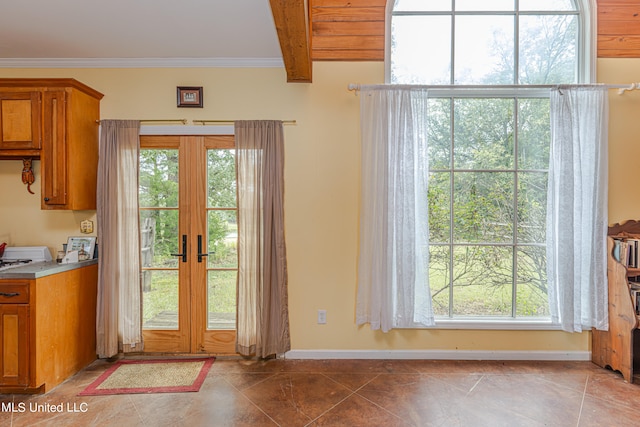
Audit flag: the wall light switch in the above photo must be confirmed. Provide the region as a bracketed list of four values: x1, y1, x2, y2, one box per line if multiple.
[317, 309, 327, 324]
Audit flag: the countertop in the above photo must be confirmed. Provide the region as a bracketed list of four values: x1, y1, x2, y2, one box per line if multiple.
[0, 259, 98, 279]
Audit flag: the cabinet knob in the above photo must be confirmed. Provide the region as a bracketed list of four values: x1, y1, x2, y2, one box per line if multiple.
[44, 197, 49, 202]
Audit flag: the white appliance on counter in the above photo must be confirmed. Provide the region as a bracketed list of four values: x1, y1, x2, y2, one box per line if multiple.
[0, 246, 52, 272]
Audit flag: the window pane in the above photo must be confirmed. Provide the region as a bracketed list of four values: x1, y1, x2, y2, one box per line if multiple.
[208, 149, 237, 208]
[519, 15, 577, 84]
[429, 245, 450, 316]
[391, 15, 451, 84]
[516, 247, 549, 317]
[456, 0, 514, 11]
[455, 16, 514, 84]
[429, 173, 450, 243]
[454, 98, 515, 170]
[394, 0, 451, 12]
[143, 270, 179, 330]
[388, 0, 582, 322]
[208, 210, 238, 268]
[518, 98, 550, 170]
[427, 98, 451, 169]
[454, 172, 514, 243]
[452, 245, 513, 316]
[139, 149, 178, 208]
[208, 270, 237, 330]
[140, 210, 179, 268]
[517, 172, 547, 244]
[519, 0, 575, 11]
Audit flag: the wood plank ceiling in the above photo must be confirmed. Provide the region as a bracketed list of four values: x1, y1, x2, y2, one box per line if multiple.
[277, 0, 640, 82]
[309, 0, 640, 62]
[311, 0, 386, 61]
[598, 0, 640, 57]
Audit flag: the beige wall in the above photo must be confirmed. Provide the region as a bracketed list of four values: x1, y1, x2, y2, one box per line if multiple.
[2, 59, 637, 354]
[600, 59, 640, 225]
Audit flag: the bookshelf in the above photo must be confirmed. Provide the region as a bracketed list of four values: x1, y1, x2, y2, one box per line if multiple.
[591, 220, 640, 383]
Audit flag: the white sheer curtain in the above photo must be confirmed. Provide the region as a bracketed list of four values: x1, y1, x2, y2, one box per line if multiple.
[547, 86, 609, 333]
[356, 86, 434, 332]
[235, 120, 290, 357]
[96, 120, 143, 357]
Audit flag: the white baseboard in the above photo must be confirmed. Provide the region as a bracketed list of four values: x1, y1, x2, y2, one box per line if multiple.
[284, 349, 591, 361]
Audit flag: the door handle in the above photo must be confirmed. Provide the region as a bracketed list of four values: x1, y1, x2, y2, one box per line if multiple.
[197, 235, 209, 263]
[170, 235, 187, 262]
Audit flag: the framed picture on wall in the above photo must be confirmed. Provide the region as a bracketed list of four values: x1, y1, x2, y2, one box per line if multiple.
[177, 86, 203, 108]
[66, 236, 97, 260]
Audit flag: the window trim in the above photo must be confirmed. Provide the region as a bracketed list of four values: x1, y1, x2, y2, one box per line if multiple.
[434, 318, 561, 330]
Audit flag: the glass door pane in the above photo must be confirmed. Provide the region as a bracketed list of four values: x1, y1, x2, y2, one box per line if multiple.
[206, 148, 237, 330]
[139, 148, 180, 330]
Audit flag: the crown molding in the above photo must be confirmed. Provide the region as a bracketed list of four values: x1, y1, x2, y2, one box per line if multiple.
[0, 57, 285, 68]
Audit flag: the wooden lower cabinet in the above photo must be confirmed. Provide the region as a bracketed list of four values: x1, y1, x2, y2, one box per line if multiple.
[0, 304, 30, 386]
[592, 220, 640, 383]
[0, 263, 98, 393]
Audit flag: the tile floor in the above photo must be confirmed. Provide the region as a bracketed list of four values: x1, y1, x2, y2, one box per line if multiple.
[1, 358, 639, 426]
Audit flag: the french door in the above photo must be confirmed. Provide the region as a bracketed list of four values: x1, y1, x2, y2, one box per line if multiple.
[138, 135, 237, 354]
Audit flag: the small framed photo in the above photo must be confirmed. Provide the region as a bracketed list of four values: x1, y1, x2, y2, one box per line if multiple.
[66, 236, 97, 260]
[177, 86, 203, 108]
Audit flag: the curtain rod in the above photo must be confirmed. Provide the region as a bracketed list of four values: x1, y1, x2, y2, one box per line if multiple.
[348, 83, 640, 95]
[96, 119, 188, 124]
[193, 120, 296, 125]
[96, 119, 296, 125]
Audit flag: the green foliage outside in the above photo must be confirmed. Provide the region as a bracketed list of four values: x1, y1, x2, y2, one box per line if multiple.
[395, 12, 577, 318]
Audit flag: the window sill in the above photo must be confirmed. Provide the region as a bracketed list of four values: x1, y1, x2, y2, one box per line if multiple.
[433, 318, 562, 331]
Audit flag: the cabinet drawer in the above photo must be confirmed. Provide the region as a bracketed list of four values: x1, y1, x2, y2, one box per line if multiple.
[0, 283, 29, 304]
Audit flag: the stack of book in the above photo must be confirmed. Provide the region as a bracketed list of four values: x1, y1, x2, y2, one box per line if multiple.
[612, 236, 640, 269]
[631, 282, 640, 316]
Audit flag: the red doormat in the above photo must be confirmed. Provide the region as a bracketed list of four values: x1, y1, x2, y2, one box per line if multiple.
[78, 357, 215, 396]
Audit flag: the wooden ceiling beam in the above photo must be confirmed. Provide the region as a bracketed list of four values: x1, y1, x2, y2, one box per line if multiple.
[269, 0, 313, 83]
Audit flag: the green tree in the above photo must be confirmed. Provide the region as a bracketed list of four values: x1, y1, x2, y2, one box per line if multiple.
[139, 148, 238, 267]
[139, 149, 179, 265]
[207, 149, 237, 267]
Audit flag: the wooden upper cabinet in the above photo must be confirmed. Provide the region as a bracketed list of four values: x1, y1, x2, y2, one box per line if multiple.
[42, 91, 68, 207]
[0, 91, 41, 153]
[0, 79, 103, 210]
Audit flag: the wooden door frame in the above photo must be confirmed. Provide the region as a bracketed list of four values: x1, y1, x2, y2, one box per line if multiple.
[196, 136, 237, 354]
[140, 135, 237, 355]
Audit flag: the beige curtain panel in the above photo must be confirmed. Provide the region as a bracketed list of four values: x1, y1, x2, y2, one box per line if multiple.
[235, 120, 290, 358]
[96, 120, 143, 358]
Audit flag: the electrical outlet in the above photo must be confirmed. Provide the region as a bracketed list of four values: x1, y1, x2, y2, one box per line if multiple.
[317, 309, 327, 324]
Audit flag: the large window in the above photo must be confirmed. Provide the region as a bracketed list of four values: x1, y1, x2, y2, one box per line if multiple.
[388, 0, 591, 322]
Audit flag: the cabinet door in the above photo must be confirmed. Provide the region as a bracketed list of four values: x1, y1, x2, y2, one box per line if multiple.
[0, 304, 30, 386]
[42, 91, 67, 206]
[0, 91, 41, 150]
